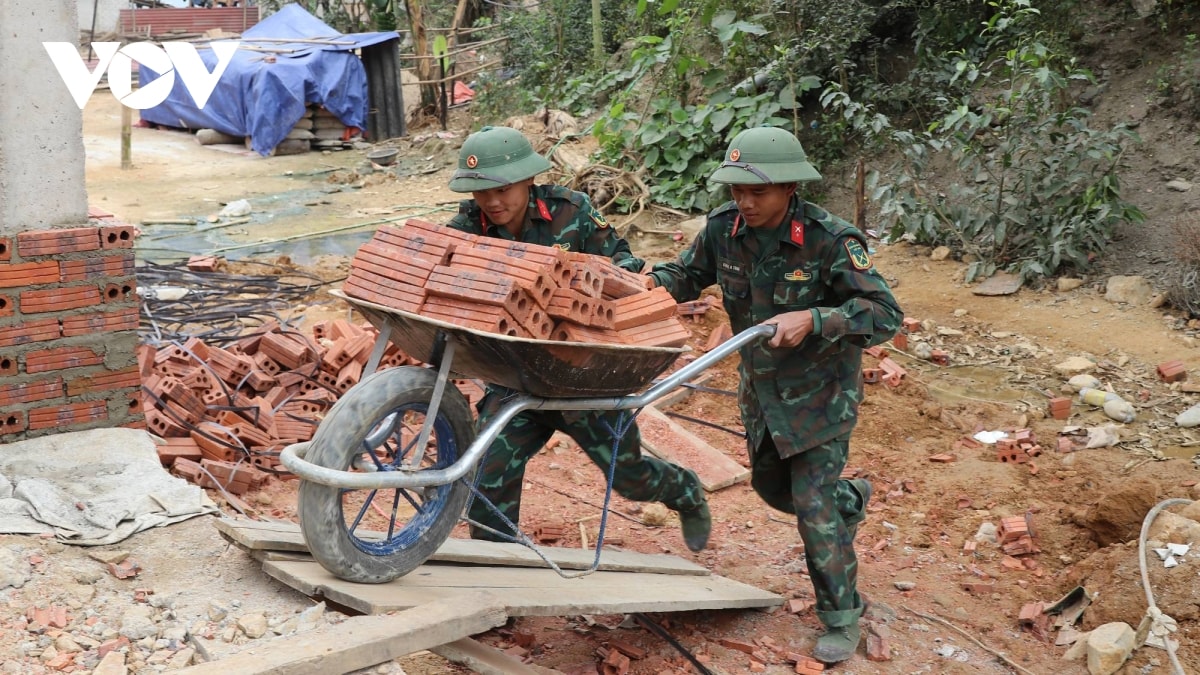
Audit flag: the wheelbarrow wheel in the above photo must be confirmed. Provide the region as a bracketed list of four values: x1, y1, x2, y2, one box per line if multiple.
[298, 365, 476, 583]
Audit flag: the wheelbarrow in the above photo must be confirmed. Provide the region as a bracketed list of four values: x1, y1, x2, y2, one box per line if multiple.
[280, 289, 774, 584]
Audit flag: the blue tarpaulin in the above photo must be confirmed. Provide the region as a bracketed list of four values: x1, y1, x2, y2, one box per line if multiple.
[138, 4, 398, 156]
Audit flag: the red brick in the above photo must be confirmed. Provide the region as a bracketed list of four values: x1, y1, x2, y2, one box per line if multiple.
[0, 354, 14, 377]
[102, 279, 136, 303]
[59, 253, 135, 282]
[901, 317, 921, 331]
[191, 423, 242, 462]
[1047, 397, 1071, 420]
[546, 288, 593, 324]
[371, 225, 457, 266]
[25, 345, 105, 374]
[611, 288, 677, 330]
[61, 308, 138, 336]
[402, 218, 479, 246]
[865, 623, 891, 662]
[862, 368, 882, 384]
[930, 349, 950, 365]
[0, 292, 12, 318]
[998, 516, 1029, 543]
[1157, 360, 1187, 383]
[550, 322, 625, 344]
[186, 255, 221, 272]
[425, 266, 536, 318]
[892, 331, 908, 351]
[336, 360, 363, 391]
[181, 336, 211, 362]
[88, 205, 116, 219]
[0, 237, 9, 262]
[27, 401, 108, 430]
[66, 366, 140, 397]
[0, 261, 60, 288]
[704, 323, 733, 352]
[17, 227, 101, 256]
[567, 261, 604, 298]
[156, 438, 202, 467]
[343, 270, 426, 313]
[450, 249, 559, 308]
[0, 410, 27, 435]
[421, 297, 526, 337]
[100, 224, 136, 249]
[19, 285, 104, 314]
[615, 317, 691, 347]
[354, 242, 440, 282]
[0, 377, 63, 406]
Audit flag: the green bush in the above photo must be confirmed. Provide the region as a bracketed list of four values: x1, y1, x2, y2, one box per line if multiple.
[833, 0, 1144, 282]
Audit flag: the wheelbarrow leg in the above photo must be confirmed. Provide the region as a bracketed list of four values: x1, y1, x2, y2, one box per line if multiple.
[362, 323, 393, 378]
[409, 336, 455, 470]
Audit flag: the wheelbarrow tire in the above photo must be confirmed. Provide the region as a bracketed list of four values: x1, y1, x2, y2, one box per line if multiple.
[298, 366, 476, 584]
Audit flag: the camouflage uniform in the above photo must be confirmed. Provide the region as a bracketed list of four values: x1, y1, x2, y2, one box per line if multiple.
[649, 196, 903, 628]
[447, 185, 706, 541]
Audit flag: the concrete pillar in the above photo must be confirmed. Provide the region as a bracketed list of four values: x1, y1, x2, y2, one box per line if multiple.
[0, 0, 141, 441]
[0, 0, 88, 234]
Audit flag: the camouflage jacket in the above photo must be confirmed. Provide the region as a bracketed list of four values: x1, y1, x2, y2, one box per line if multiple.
[649, 197, 903, 458]
[446, 184, 644, 271]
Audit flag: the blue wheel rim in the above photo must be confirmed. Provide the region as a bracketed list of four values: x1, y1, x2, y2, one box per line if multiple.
[339, 402, 459, 556]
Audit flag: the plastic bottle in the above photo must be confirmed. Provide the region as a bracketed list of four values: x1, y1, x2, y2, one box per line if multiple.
[1078, 387, 1120, 407]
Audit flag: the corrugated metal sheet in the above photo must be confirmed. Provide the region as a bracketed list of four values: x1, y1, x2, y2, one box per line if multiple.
[118, 7, 261, 37]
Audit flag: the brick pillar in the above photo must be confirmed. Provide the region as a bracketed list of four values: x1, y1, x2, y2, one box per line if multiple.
[0, 0, 142, 440]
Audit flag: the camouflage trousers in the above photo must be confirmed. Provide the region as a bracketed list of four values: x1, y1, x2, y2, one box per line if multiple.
[749, 433, 868, 628]
[466, 388, 706, 541]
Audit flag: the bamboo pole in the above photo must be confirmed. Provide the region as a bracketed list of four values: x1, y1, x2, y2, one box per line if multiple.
[121, 104, 133, 170]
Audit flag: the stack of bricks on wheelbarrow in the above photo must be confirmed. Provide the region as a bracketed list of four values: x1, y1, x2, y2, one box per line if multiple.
[0, 207, 140, 442]
[342, 218, 692, 347]
[138, 318, 488, 491]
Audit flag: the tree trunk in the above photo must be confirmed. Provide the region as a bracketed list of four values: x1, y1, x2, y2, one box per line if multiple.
[405, 0, 436, 109]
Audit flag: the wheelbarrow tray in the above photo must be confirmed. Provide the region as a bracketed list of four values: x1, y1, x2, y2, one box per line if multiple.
[331, 289, 688, 398]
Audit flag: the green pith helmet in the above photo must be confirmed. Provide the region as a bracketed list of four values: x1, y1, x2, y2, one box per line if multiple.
[709, 127, 822, 184]
[448, 126, 553, 193]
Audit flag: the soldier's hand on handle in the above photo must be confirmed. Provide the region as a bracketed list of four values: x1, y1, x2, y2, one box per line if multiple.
[762, 310, 814, 349]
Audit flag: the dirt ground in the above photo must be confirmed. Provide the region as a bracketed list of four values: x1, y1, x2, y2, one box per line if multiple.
[5, 22, 1199, 672]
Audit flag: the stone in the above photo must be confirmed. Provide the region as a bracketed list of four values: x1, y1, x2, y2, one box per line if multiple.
[930, 246, 951, 261]
[91, 651, 127, 675]
[1165, 179, 1192, 192]
[168, 648, 195, 669]
[894, 581, 917, 591]
[1058, 278, 1085, 292]
[1104, 276, 1153, 306]
[1175, 403, 1200, 428]
[54, 635, 81, 653]
[973, 272, 1023, 296]
[1130, 0, 1156, 18]
[1063, 632, 1091, 661]
[1067, 374, 1102, 392]
[294, 602, 326, 633]
[0, 547, 31, 590]
[640, 503, 669, 527]
[87, 550, 130, 565]
[207, 601, 228, 622]
[237, 613, 269, 639]
[1086, 622, 1134, 675]
[1054, 357, 1097, 376]
[1147, 511, 1200, 544]
[118, 606, 157, 641]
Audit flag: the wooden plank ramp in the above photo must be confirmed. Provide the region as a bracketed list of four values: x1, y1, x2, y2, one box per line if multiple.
[262, 559, 782, 617]
[215, 518, 708, 575]
[637, 406, 750, 491]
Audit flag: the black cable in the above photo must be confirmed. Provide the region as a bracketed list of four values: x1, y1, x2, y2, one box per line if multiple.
[631, 613, 714, 675]
[661, 411, 747, 439]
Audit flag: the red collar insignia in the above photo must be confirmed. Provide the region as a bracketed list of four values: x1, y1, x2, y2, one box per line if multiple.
[731, 214, 742, 237]
[789, 219, 805, 246]
[536, 199, 552, 221]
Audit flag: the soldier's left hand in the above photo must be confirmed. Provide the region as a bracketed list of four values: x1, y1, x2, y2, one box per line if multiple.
[763, 310, 814, 349]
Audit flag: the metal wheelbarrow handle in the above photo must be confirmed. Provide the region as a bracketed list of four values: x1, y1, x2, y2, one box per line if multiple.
[280, 323, 776, 490]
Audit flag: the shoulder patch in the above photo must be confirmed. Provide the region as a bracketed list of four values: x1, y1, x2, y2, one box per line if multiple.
[844, 239, 872, 270]
[589, 209, 610, 229]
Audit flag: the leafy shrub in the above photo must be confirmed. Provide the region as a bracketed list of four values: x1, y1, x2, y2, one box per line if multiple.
[831, 0, 1144, 282]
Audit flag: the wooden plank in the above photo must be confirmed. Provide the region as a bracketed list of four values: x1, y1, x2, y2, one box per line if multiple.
[176, 592, 508, 675]
[431, 637, 566, 675]
[636, 406, 750, 492]
[263, 560, 783, 617]
[215, 519, 708, 576]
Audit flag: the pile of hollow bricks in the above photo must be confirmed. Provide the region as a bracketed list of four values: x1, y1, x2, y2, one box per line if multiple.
[343, 219, 692, 348]
[138, 319, 485, 490]
[0, 208, 140, 442]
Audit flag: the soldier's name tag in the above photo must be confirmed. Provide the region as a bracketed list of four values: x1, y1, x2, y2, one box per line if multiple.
[845, 239, 872, 270]
[717, 258, 745, 275]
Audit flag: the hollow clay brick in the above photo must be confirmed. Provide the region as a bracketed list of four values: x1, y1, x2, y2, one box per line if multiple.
[67, 366, 141, 397]
[0, 319, 61, 348]
[61, 308, 138, 336]
[1157, 360, 1187, 383]
[99, 225, 136, 249]
[343, 271, 426, 313]
[24, 346, 104, 374]
[550, 322, 625, 345]
[401, 218, 479, 247]
[612, 288, 678, 330]
[0, 378, 64, 407]
[1, 410, 28, 435]
[0, 293, 12, 318]
[421, 297, 526, 337]
[27, 401, 108, 430]
[186, 255, 221, 272]
[102, 279, 136, 303]
[0, 261, 60, 288]
[19, 285, 104, 314]
[567, 261, 603, 298]
[546, 288, 594, 324]
[371, 225, 457, 266]
[0, 237, 9, 262]
[17, 227, 102, 256]
[59, 253, 135, 282]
